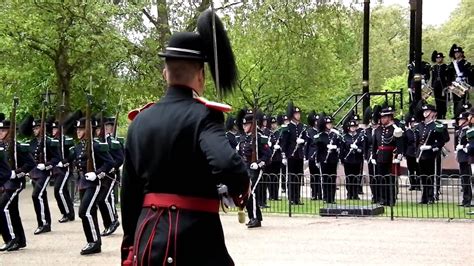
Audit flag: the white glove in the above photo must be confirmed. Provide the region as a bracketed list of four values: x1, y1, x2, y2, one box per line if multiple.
[371, 159, 377, 165]
[393, 127, 404, 138]
[350, 144, 358, 150]
[37, 163, 46, 170]
[456, 144, 464, 151]
[45, 165, 53, 171]
[315, 162, 321, 168]
[327, 144, 337, 150]
[250, 162, 259, 170]
[282, 158, 288, 166]
[85, 172, 97, 181]
[296, 138, 305, 144]
[57, 161, 64, 168]
[304, 160, 309, 168]
[273, 144, 281, 150]
[392, 159, 401, 164]
[16, 172, 25, 178]
[10, 170, 16, 180]
[97, 172, 106, 180]
[420, 145, 432, 151]
[258, 161, 265, 168]
[456, 77, 462, 82]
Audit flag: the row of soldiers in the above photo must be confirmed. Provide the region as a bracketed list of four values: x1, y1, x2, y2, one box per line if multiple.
[408, 44, 473, 119]
[0, 111, 124, 255]
[226, 101, 474, 219]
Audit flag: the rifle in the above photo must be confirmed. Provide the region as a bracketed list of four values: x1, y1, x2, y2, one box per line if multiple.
[58, 91, 66, 161]
[343, 129, 366, 161]
[85, 89, 96, 174]
[113, 96, 122, 139]
[98, 101, 106, 143]
[38, 89, 48, 165]
[8, 97, 19, 170]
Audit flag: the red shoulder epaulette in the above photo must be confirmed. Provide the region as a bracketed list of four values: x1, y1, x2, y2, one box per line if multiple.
[127, 102, 155, 122]
[194, 96, 232, 113]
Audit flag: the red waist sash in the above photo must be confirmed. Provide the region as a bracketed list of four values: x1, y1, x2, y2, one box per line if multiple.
[142, 193, 219, 213]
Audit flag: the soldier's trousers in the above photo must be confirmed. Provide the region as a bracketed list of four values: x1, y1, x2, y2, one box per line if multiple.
[344, 162, 362, 200]
[287, 159, 303, 203]
[460, 162, 472, 205]
[54, 168, 74, 218]
[452, 93, 467, 118]
[79, 186, 101, 243]
[368, 161, 379, 202]
[433, 84, 447, 119]
[308, 160, 322, 199]
[406, 156, 420, 189]
[280, 163, 287, 192]
[98, 179, 118, 230]
[246, 170, 262, 221]
[376, 163, 397, 206]
[0, 187, 26, 245]
[32, 177, 52, 227]
[321, 162, 337, 203]
[267, 161, 281, 200]
[418, 159, 435, 203]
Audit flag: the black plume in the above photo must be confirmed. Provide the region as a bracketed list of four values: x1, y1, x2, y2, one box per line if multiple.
[286, 101, 294, 118]
[276, 114, 284, 126]
[19, 114, 35, 137]
[372, 105, 381, 124]
[225, 115, 235, 131]
[317, 115, 326, 132]
[414, 100, 425, 122]
[64, 110, 83, 135]
[197, 10, 238, 96]
[431, 50, 438, 63]
[449, 44, 457, 58]
[235, 108, 246, 133]
[0, 113, 5, 121]
[363, 106, 372, 125]
[307, 110, 316, 127]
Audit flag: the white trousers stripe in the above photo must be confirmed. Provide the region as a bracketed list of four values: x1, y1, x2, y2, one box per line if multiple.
[86, 184, 101, 242]
[59, 169, 70, 214]
[38, 176, 51, 225]
[104, 179, 116, 221]
[4, 188, 22, 239]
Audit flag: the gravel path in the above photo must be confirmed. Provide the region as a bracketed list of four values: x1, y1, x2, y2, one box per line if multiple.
[0, 186, 472, 265]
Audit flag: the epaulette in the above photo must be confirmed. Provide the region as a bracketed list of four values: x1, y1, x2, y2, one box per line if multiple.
[64, 137, 74, 146]
[467, 127, 474, 140]
[116, 136, 125, 145]
[50, 138, 60, 147]
[314, 133, 321, 140]
[259, 134, 269, 145]
[19, 143, 31, 152]
[435, 122, 445, 132]
[279, 125, 289, 133]
[110, 139, 122, 150]
[194, 96, 232, 113]
[94, 140, 110, 152]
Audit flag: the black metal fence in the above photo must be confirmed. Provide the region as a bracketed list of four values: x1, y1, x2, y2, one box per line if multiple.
[239, 173, 474, 220]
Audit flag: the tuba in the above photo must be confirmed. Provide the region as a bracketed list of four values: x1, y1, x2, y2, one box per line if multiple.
[448, 81, 471, 98]
[421, 83, 434, 100]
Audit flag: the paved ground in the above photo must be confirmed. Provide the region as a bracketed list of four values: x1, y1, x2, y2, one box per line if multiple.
[0, 186, 472, 265]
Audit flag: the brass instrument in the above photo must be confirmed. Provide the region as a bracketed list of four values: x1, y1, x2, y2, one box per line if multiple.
[421, 83, 433, 100]
[448, 81, 471, 98]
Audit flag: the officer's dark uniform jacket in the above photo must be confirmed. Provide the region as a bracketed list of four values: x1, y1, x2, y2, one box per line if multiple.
[236, 132, 271, 166]
[304, 127, 319, 161]
[404, 127, 417, 158]
[415, 121, 446, 161]
[225, 131, 240, 150]
[314, 130, 342, 164]
[372, 124, 403, 164]
[68, 140, 114, 190]
[52, 136, 74, 177]
[106, 134, 124, 179]
[455, 125, 470, 163]
[281, 121, 306, 160]
[340, 129, 366, 164]
[121, 86, 249, 265]
[29, 137, 60, 180]
[431, 63, 448, 88]
[467, 127, 474, 159]
[364, 126, 375, 161]
[0, 142, 35, 190]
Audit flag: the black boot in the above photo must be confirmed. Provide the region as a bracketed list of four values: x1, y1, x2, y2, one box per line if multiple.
[80, 241, 101, 255]
[247, 219, 262, 228]
[34, 224, 51, 235]
[0, 239, 17, 252]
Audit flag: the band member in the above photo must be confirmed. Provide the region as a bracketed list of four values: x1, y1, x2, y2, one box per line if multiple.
[305, 111, 323, 200]
[27, 118, 60, 235]
[51, 120, 75, 223]
[70, 117, 114, 255]
[447, 44, 472, 115]
[236, 109, 271, 228]
[95, 117, 123, 237]
[277, 114, 289, 193]
[121, 10, 250, 265]
[281, 102, 307, 205]
[267, 116, 283, 201]
[341, 115, 366, 200]
[257, 112, 270, 208]
[404, 115, 421, 191]
[431, 51, 448, 119]
[415, 104, 446, 204]
[407, 51, 431, 103]
[455, 112, 472, 207]
[314, 115, 341, 204]
[225, 116, 240, 149]
[0, 115, 35, 252]
[371, 106, 404, 206]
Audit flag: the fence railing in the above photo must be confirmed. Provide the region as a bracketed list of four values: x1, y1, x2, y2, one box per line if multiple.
[236, 173, 473, 220]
